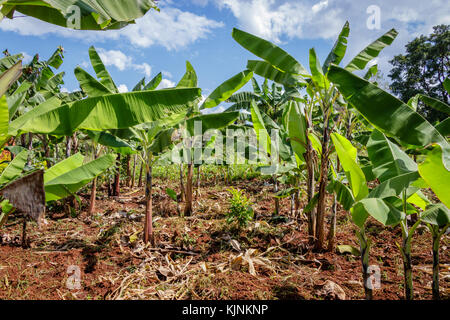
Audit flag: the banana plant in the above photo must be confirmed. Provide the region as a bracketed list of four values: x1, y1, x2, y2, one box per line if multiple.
[332, 130, 449, 300]
[0, 0, 158, 30]
[232, 22, 398, 250]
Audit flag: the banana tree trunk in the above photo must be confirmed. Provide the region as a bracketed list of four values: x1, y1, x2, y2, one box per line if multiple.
[144, 164, 154, 245]
[113, 154, 121, 196]
[138, 163, 143, 188]
[357, 228, 373, 300]
[27, 133, 33, 166]
[327, 195, 337, 252]
[125, 155, 131, 187]
[273, 175, 279, 215]
[315, 112, 331, 250]
[131, 154, 137, 188]
[432, 229, 440, 300]
[88, 152, 99, 215]
[183, 163, 193, 217]
[305, 118, 316, 241]
[65, 136, 72, 158]
[180, 163, 185, 202]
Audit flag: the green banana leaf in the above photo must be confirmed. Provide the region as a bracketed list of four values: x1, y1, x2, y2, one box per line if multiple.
[418, 144, 450, 207]
[1, 0, 158, 30]
[74, 66, 112, 97]
[322, 21, 349, 73]
[177, 61, 198, 88]
[251, 101, 270, 155]
[351, 198, 405, 228]
[88, 46, 118, 93]
[421, 204, 450, 227]
[86, 130, 135, 155]
[232, 28, 308, 76]
[287, 101, 307, 163]
[345, 28, 398, 72]
[11, 88, 200, 136]
[328, 66, 449, 170]
[44, 153, 115, 202]
[367, 130, 418, 182]
[331, 133, 368, 201]
[309, 48, 327, 89]
[144, 72, 162, 91]
[417, 94, 450, 116]
[0, 61, 22, 97]
[246, 60, 304, 87]
[201, 70, 253, 109]
[368, 171, 420, 199]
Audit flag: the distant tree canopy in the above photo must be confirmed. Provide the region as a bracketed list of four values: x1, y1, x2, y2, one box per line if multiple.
[389, 24, 449, 123]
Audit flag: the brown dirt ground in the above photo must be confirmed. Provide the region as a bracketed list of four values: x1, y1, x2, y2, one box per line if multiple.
[0, 177, 448, 300]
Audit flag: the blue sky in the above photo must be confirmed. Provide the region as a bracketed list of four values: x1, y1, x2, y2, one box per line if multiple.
[0, 0, 449, 110]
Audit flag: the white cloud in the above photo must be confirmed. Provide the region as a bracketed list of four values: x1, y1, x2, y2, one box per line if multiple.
[21, 52, 32, 63]
[162, 70, 173, 79]
[217, 0, 450, 74]
[0, 7, 224, 51]
[117, 84, 129, 93]
[97, 48, 152, 77]
[157, 79, 176, 89]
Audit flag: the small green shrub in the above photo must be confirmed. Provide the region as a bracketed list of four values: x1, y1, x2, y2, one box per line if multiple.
[226, 187, 254, 228]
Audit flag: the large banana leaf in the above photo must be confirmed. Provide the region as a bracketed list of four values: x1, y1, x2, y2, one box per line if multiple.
[44, 153, 115, 202]
[88, 46, 117, 93]
[185, 112, 240, 136]
[177, 61, 198, 88]
[144, 72, 162, 91]
[331, 133, 368, 201]
[287, 101, 307, 163]
[0, 61, 21, 97]
[251, 101, 270, 155]
[200, 70, 253, 109]
[436, 118, 450, 136]
[421, 204, 450, 227]
[322, 21, 349, 73]
[345, 29, 398, 72]
[418, 144, 450, 207]
[417, 94, 450, 116]
[232, 28, 308, 76]
[1, 0, 158, 30]
[12, 88, 201, 136]
[7, 81, 31, 120]
[0, 95, 9, 147]
[246, 60, 304, 87]
[0, 149, 28, 185]
[368, 172, 420, 199]
[328, 65, 450, 170]
[351, 198, 405, 228]
[8, 96, 62, 135]
[309, 48, 327, 89]
[367, 130, 418, 182]
[74, 66, 112, 97]
[86, 130, 135, 155]
[0, 54, 23, 70]
[328, 179, 355, 211]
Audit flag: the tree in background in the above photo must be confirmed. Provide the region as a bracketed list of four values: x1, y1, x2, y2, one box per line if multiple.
[389, 25, 449, 123]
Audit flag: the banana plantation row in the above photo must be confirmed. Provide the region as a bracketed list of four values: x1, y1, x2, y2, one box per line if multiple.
[0, 22, 449, 300]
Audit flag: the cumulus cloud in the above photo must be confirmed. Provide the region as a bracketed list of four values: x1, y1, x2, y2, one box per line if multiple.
[216, 0, 450, 73]
[97, 48, 152, 77]
[117, 84, 129, 93]
[157, 79, 176, 89]
[0, 6, 223, 51]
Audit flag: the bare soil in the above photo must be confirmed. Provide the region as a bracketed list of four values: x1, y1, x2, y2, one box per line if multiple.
[0, 177, 448, 300]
